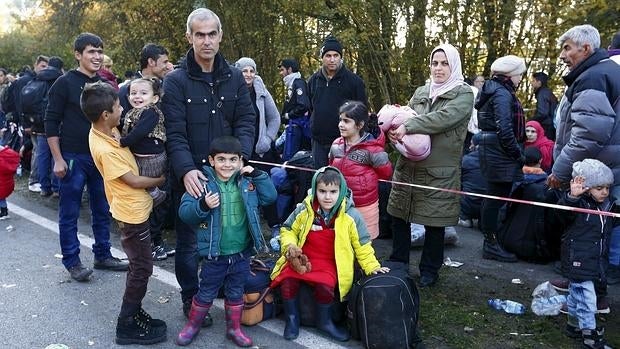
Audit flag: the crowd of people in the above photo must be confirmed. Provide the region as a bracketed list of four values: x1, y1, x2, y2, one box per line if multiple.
[1, 7, 620, 348]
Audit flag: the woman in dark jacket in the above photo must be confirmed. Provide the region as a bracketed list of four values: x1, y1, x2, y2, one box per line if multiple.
[476, 55, 527, 263]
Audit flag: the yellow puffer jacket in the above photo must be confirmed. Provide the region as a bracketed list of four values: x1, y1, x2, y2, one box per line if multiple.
[270, 194, 381, 301]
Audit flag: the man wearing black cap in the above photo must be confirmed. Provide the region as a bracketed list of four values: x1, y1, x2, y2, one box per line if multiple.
[307, 35, 367, 169]
[530, 72, 557, 140]
[278, 58, 311, 160]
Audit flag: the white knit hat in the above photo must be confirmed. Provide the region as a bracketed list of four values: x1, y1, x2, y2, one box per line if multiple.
[234, 57, 257, 74]
[572, 159, 614, 188]
[490, 55, 526, 76]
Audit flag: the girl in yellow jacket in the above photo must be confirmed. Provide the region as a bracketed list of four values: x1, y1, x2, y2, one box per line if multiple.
[270, 166, 389, 341]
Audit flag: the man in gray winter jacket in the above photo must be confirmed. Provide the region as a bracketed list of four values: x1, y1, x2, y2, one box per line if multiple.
[548, 24, 620, 294]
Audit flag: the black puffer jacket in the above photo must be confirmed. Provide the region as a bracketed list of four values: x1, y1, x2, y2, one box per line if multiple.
[558, 193, 616, 282]
[476, 78, 525, 183]
[162, 49, 255, 183]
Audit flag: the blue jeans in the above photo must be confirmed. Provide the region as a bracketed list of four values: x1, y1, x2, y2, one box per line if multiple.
[567, 280, 597, 330]
[58, 152, 112, 269]
[36, 135, 58, 193]
[195, 248, 251, 304]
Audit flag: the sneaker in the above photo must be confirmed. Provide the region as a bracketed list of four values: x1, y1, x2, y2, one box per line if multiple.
[550, 278, 569, 292]
[444, 226, 459, 245]
[115, 312, 167, 345]
[28, 183, 42, 193]
[150, 188, 167, 207]
[457, 218, 473, 228]
[152, 245, 167, 261]
[68, 263, 93, 282]
[162, 242, 175, 256]
[0, 207, 9, 220]
[94, 257, 129, 271]
[559, 297, 610, 314]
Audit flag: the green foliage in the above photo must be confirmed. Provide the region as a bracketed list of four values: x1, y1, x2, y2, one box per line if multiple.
[1, 0, 617, 114]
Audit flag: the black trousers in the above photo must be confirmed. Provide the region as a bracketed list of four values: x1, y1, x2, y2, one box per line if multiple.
[480, 181, 513, 234]
[389, 215, 446, 277]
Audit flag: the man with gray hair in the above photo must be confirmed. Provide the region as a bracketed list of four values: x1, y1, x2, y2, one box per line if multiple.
[547, 23, 620, 338]
[161, 7, 255, 330]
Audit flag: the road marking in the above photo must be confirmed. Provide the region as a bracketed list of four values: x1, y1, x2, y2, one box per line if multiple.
[9, 203, 347, 349]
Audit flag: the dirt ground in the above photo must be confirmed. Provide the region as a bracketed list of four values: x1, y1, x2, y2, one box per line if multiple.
[11, 174, 619, 348]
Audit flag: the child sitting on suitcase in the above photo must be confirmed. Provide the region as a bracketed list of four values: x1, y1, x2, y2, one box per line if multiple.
[270, 166, 389, 341]
[558, 159, 617, 349]
[175, 136, 277, 347]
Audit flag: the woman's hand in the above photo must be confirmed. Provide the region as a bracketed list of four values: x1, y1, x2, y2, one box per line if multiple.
[388, 124, 406, 143]
[371, 266, 391, 274]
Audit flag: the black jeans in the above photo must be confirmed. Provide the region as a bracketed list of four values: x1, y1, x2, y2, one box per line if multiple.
[480, 181, 513, 234]
[172, 184, 200, 302]
[389, 215, 446, 278]
[118, 220, 153, 317]
[148, 174, 171, 246]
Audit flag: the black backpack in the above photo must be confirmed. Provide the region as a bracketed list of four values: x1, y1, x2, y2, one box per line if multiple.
[20, 78, 49, 121]
[347, 261, 422, 349]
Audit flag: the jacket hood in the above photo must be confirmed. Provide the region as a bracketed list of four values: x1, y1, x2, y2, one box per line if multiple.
[475, 79, 503, 109]
[562, 48, 609, 86]
[309, 166, 352, 222]
[35, 67, 63, 81]
[251, 75, 268, 98]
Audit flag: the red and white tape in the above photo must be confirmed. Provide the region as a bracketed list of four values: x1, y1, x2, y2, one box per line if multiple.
[249, 159, 620, 218]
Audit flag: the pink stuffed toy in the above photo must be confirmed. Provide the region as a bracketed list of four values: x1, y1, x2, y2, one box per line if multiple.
[377, 104, 431, 161]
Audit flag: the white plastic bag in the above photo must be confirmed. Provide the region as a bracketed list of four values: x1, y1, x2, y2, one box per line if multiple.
[531, 281, 567, 316]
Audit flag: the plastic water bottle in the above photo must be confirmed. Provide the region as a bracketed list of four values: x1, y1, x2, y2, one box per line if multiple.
[488, 298, 526, 315]
[16, 164, 22, 177]
[531, 294, 567, 316]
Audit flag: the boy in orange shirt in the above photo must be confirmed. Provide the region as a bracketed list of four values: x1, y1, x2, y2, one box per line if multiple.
[82, 81, 167, 345]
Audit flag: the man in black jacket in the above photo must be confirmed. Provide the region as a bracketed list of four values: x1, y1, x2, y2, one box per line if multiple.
[30, 56, 63, 197]
[530, 72, 558, 141]
[45, 33, 128, 283]
[161, 7, 255, 326]
[279, 58, 311, 160]
[307, 36, 367, 169]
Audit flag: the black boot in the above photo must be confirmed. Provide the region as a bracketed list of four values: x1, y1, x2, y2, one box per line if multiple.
[482, 232, 517, 263]
[316, 303, 349, 342]
[282, 299, 300, 340]
[136, 307, 167, 330]
[582, 327, 612, 349]
[115, 312, 167, 345]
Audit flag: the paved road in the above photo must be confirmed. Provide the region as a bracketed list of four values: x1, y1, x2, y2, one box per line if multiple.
[0, 194, 356, 349]
[2, 191, 617, 348]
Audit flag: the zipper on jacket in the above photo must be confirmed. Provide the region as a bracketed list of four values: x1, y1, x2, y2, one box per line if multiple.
[208, 215, 215, 259]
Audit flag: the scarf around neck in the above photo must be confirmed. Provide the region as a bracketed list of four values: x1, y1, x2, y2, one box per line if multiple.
[283, 71, 301, 89]
[429, 44, 465, 102]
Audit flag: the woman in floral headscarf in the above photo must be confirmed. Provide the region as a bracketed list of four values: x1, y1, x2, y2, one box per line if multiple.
[387, 44, 473, 287]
